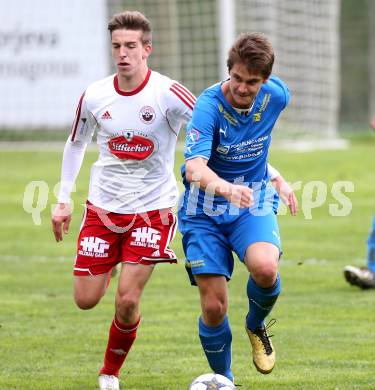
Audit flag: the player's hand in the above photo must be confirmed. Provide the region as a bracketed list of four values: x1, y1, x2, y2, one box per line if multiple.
[370, 117, 375, 132]
[228, 184, 254, 208]
[282, 187, 298, 216]
[51, 203, 72, 242]
[272, 176, 298, 216]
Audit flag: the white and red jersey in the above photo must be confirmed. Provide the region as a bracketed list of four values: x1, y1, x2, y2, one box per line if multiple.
[68, 69, 195, 213]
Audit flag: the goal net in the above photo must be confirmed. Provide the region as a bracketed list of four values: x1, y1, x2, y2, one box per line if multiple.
[110, 0, 341, 141]
[108, 0, 220, 96]
[236, 0, 341, 141]
[0, 0, 344, 142]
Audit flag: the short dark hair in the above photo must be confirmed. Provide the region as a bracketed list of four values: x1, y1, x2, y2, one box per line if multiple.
[227, 32, 274, 79]
[108, 11, 152, 45]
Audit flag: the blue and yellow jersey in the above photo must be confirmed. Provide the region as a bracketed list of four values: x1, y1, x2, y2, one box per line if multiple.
[181, 75, 290, 209]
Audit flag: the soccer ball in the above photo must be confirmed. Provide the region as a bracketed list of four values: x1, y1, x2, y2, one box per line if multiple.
[188, 373, 236, 389]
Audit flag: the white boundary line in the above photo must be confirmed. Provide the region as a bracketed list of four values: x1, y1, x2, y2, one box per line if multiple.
[0, 141, 96, 151]
[0, 139, 349, 152]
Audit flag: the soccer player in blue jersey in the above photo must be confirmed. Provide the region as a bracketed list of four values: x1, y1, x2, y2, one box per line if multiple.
[178, 32, 296, 382]
[343, 118, 375, 289]
[344, 216, 375, 289]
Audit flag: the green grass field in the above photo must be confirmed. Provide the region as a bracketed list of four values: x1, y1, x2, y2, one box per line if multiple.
[1, 138, 374, 390]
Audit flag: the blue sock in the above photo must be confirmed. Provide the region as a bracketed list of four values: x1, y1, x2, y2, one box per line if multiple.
[367, 216, 375, 274]
[199, 316, 233, 382]
[246, 274, 281, 331]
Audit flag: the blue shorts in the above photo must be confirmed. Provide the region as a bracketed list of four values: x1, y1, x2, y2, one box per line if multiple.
[178, 204, 281, 285]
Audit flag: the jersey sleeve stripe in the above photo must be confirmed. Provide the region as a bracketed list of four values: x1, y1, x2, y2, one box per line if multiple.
[171, 83, 196, 106]
[172, 82, 197, 103]
[70, 92, 85, 141]
[170, 88, 194, 110]
[165, 213, 177, 249]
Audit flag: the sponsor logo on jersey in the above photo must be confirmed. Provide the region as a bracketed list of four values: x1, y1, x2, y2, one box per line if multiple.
[219, 126, 227, 138]
[124, 131, 134, 141]
[101, 110, 112, 120]
[185, 128, 200, 153]
[216, 144, 230, 154]
[253, 93, 270, 122]
[130, 227, 161, 249]
[253, 112, 261, 122]
[79, 117, 88, 136]
[108, 135, 154, 160]
[139, 106, 156, 124]
[78, 237, 109, 258]
[218, 103, 238, 126]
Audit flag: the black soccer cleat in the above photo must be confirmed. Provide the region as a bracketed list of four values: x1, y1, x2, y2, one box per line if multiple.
[344, 265, 375, 289]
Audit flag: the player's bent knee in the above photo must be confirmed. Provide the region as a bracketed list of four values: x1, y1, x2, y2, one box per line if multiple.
[74, 293, 102, 310]
[74, 297, 100, 310]
[251, 265, 278, 288]
[73, 274, 107, 310]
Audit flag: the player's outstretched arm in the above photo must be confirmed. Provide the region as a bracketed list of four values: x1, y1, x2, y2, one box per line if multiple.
[185, 157, 254, 208]
[52, 203, 72, 242]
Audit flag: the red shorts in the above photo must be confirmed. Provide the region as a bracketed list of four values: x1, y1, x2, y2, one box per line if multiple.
[74, 202, 178, 276]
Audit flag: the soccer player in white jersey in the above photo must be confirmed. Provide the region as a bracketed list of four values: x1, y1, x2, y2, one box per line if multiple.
[51, 11, 196, 390]
[51, 11, 295, 389]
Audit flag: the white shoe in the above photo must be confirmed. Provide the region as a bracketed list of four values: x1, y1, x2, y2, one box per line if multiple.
[98, 374, 120, 390]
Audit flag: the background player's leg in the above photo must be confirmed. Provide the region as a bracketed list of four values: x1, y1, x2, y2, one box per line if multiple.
[196, 275, 233, 382]
[344, 216, 375, 289]
[367, 216, 375, 273]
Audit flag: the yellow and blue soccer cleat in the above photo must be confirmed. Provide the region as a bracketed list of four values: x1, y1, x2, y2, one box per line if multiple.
[245, 319, 276, 374]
